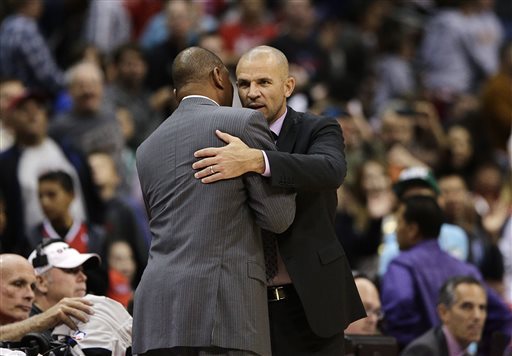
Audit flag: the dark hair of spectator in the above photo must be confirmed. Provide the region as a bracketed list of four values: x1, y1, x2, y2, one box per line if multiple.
[112, 42, 146, 66]
[438, 275, 484, 307]
[38, 171, 74, 194]
[402, 195, 443, 239]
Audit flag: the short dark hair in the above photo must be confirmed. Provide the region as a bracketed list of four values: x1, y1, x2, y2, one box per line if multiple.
[112, 42, 145, 66]
[402, 195, 444, 239]
[171, 46, 224, 91]
[38, 171, 74, 194]
[438, 275, 484, 307]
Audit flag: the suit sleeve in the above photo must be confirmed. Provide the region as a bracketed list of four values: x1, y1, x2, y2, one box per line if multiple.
[241, 111, 296, 233]
[265, 116, 346, 191]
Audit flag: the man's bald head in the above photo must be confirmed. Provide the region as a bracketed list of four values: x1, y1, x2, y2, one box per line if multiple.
[238, 46, 290, 80]
[235, 46, 295, 123]
[0, 254, 36, 324]
[172, 47, 225, 92]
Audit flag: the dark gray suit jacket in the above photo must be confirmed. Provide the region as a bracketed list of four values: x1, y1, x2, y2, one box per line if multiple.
[265, 107, 365, 337]
[132, 97, 296, 355]
[401, 327, 449, 356]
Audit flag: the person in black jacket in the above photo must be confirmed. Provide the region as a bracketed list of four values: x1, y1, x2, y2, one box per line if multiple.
[193, 45, 365, 355]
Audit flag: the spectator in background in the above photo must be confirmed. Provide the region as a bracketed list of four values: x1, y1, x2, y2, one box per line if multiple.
[49, 62, 125, 188]
[27, 240, 101, 339]
[0, 78, 24, 152]
[0, 254, 35, 326]
[219, 0, 278, 67]
[270, 0, 330, 106]
[0, 253, 93, 341]
[32, 172, 108, 296]
[438, 123, 488, 186]
[0, 90, 100, 256]
[419, 0, 500, 118]
[372, 18, 417, 115]
[336, 159, 394, 279]
[84, 0, 132, 56]
[379, 101, 446, 178]
[438, 173, 505, 286]
[106, 240, 136, 308]
[0, 0, 64, 96]
[345, 274, 383, 335]
[378, 167, 470, 278]
[31, 171, 107, 258]
[105, 43, 166, 150]
[480, 40, 512, 156]
[87, 151, 149, 286]
[401, 276, 488, 356]
[469, 0, 504, 82]
[381, 195, 512, 352]
[145, 0, 198, 92]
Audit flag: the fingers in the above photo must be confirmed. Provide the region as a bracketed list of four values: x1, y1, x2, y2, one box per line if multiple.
[192, 156, 216, 170]
[194, 166, 214, 179]
[193, 147, 220, 160]
[59, 312, 79, 331]
[200, 173, 223, 184]
[215, 130, 237, 143]
[58, 298, 94, 328]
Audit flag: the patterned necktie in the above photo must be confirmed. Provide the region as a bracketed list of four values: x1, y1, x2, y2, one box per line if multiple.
[262, 230, 278, 282]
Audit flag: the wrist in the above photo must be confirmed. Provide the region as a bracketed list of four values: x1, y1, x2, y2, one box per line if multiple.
[251, 149, 265, 174]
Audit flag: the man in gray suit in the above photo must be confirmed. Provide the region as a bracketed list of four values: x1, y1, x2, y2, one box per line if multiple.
[132, 47, 296, 356]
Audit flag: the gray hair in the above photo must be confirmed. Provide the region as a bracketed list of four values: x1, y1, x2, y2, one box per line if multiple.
[438, 275, 484, 307]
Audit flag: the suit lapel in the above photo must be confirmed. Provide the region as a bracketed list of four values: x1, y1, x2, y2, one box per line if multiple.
[277, 107, 299, 153]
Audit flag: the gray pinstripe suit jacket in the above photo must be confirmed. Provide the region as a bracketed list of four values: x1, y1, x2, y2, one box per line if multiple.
[132, 97, 296, 355]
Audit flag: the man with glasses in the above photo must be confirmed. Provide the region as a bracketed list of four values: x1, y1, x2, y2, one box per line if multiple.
[345, 274, 383, 335]
[27, 241, 100, 338]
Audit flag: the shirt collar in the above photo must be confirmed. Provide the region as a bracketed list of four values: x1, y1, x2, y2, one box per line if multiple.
[269, 108, 287, 137]
[182, 95, 219, 106]
[442, 325, 471, 356]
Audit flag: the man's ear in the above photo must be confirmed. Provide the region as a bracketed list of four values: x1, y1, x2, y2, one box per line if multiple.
[408, 222, 420, 242]
[35, 274, 49, 294]
[212, 67, 225, 90]
[437, 303, 449, 324]
[284, 76, 296, 98]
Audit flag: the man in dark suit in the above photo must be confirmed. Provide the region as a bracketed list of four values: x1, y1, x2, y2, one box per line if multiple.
[402, 275, 487, 356]
[193, 45, 365, 355]
[133, 47, 296, 356]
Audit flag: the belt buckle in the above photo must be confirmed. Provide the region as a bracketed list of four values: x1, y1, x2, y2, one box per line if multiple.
[269, 286, 285, 302]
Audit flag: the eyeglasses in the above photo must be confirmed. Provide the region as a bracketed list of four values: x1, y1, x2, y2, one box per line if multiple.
[366, 309, 384, 320]
[56, 266, 84, 275]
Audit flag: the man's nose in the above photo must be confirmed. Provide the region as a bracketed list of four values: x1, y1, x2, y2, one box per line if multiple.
[247, 83, 260, 98]
[77, 270, 87, 282]
[24, 286, 35, 301]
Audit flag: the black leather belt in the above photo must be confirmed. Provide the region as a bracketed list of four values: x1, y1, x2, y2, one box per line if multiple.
[267, 284, 294, 302]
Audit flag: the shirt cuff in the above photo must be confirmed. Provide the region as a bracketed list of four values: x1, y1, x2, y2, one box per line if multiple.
[261, 150, 271, 177]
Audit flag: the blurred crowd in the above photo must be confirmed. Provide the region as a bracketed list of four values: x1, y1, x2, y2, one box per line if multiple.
[0, 0, 511, 354]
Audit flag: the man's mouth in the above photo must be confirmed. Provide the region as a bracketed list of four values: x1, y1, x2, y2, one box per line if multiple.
[17, 305, 31, 312]
[247, 103, 264, 110]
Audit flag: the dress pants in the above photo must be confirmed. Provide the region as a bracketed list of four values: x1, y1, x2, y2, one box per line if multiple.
[268, 285, 344, 356]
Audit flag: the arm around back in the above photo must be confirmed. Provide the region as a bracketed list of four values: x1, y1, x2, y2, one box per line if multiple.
[242, 111, 296, 233]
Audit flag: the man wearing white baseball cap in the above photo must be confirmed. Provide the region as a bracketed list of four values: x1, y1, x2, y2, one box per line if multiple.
[27, 240, 101, 338]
